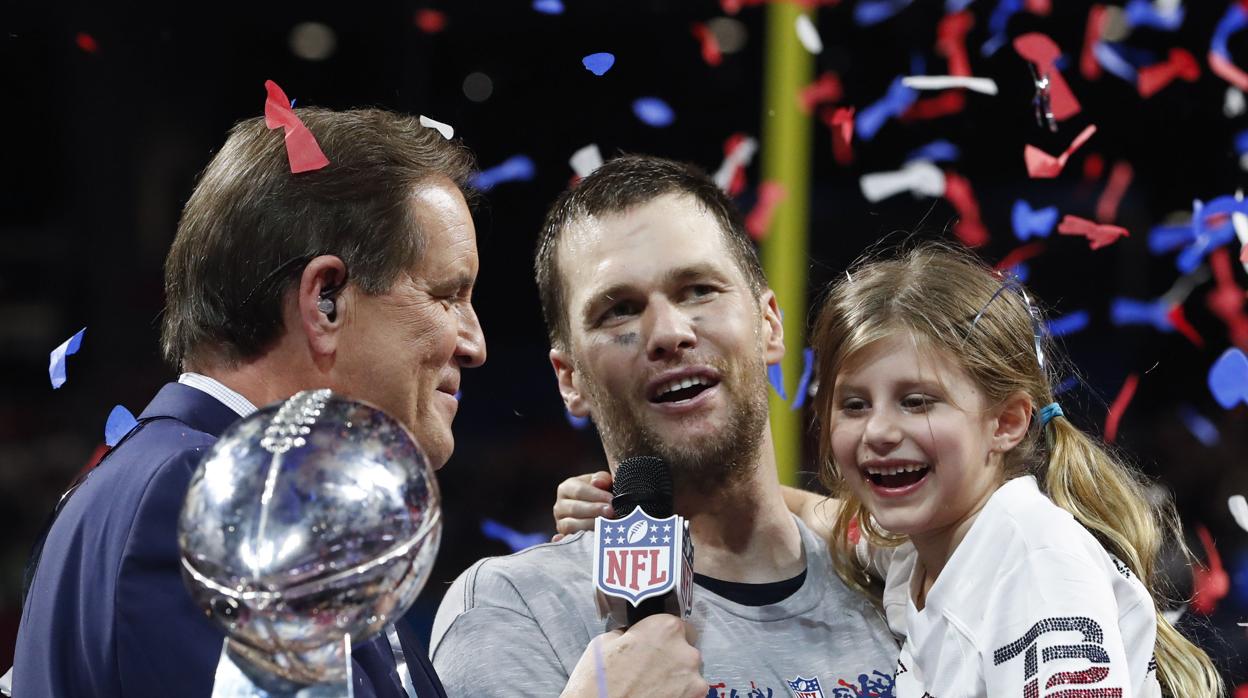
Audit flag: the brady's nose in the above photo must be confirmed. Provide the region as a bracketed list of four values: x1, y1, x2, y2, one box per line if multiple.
[643, 297, 696, 362]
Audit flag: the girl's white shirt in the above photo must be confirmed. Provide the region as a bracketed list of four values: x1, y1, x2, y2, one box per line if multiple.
[858, 475, 1162, 698]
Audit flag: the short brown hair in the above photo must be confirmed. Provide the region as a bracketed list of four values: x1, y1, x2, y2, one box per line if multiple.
[534, 154, 766, 349]
[161, 107, 476, 369]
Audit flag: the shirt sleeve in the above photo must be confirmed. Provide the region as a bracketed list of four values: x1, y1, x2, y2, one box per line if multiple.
[981, 547, 1144, 697]
[431, 562, 578, 696]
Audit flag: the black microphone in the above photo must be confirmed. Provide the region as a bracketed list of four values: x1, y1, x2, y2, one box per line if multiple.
[611, 457, 679, 625]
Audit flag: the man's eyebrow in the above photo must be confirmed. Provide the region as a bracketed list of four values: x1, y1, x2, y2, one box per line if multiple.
[580, 283, 633, 322]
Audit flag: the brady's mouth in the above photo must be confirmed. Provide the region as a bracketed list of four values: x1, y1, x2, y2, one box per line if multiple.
[648, 373, 721, 404]
[862, 461, 930, 489]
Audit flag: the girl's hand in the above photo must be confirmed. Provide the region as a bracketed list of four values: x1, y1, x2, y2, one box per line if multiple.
[552, 471, 615, 542]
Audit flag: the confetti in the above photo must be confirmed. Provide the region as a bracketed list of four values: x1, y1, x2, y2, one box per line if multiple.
[1095, 161, 1133, 224]
[901, 91, 966, 121]
[1206, 248, 1248, 350]
[794, 14, 823, 55]
[982, 0, 1024, 56]
[76, 32, 98, 54]
[855, 0, 915, 27]
[582, 52, 615, 76]
[712, 134, 758, 195]
[1177, 404, 1220, 447]
[994, 242, 1046, 272]
[936, 11, 974, 77]
[1191, 524, 1230, 616]
[1177, 196, 1241, 273]
[566, 409, 590, 430]
[859, 161, 945, 202]
[1046, 310, 1090, 338]
[1208, 348, 1248, 409]
[1094, 42, 1140, 83]
[263, 80, 330, 174]
[414, 9, 447, 33]
[1137, 48, 1199, 98]
[570, 143, 604, 179]
[1226, 87, 1247, 118]
[943, 172, 989, 248]
[1014, 33, 1081, 122]
[471, 155, 536, 191]
[1123, 0, 1184, 31]
[1229, 495, 1248, 533]
[1165, 304, 1205, 347]
[1055, 375, 1080, 395]
[798, 71, 843, 114]
[745, 182, 787, 241]
[1111, 297, 1174, 333]
[49, 327, 86, 389]
[592, 635, 609, 698]
[632, 97, 675, 127]
[792, 348, 816, 410]
[480, 519, 547, 552]
[690, 22, 722, 67]
[104, 405, 138, 447]
[1025, 0, 1051, 15]
[1080, 5, 1109, 81]
[1011, 200, 1059, 240]
[1024, 124, 1097, 179]
[1104, 372, 1139, 443]
[1210, 3, 1248, 92]
[419, 115, 454, 140]
[532, 0, 564, 14]
[824, 106, 855, 165]
[856, 77, 917, 142]
[768, 362, 788, 401]
[902, 75, 998, 95]
[905, 139, 960, 164]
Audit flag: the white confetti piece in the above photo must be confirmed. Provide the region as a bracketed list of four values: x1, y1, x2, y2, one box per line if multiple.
[859, 160, 946, 202]
[795, 15, 823, 55]
[570, 144, 603, 179]
[713, 136, 758, 192]
[419, 115, 454, 140]
[1230, 495, 1248, 533]
[902, 75, 999, 96]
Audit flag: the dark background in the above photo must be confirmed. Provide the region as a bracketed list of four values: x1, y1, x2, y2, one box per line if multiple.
[3, 0, 1248, 687]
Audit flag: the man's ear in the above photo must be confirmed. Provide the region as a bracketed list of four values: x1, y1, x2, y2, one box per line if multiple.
[760, 289, 785, 365]
[992, 391, 1034, 453]
[296, 255, 349, 362]
[550, 347, 591, 418]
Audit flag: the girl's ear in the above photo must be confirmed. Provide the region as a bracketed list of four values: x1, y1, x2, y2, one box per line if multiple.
[992, 391, 1033, 453]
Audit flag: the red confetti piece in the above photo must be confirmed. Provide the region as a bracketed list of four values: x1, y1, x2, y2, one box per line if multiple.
[263, 80, 330, 174]
[1210, 50, 1248, 92]
[1057, 214, 1128, 250]
[1138, 48, 1200, 98]
[722, 133, 752, 197]
[690, 22, 723, 67]
[1025, 0, 1052, 15]
[994, 242, 1047, 272]
[1207, 248, 1248, 350]
[799, 71, 843, 114]
[846, 515, 860, 545]
[936, 11, 974, 78]
[1082, 152, 1105, 181]
[1166, 304, 1205, 348]
[745, 181, 787, 241]
[1191, 524, 1230, 616]
[1095, 161, 1133, 223]
[1081, 5, 1108, 81]
[943, 172, 989, 248]
[1014, 33, 1081, 121]
[821, 106, 855, 166]
[76, 32, 98, 53]
[899, 90, 966, 121]
[1024, 124, 1097, 178]
[414, 9, 447, 34]
[1103, 372, 1138, 443]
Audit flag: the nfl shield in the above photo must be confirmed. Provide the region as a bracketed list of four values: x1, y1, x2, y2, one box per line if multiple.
[786, 676, 825, 698]
[592, 508, 680, 605]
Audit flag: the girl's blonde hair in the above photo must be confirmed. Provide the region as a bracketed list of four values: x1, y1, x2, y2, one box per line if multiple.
[811, 241, 1222, 697]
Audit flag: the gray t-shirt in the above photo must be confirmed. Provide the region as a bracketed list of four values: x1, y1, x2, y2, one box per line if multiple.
[431, 516, 900, 697]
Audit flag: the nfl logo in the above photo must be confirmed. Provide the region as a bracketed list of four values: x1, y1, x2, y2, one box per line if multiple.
[593, 508, 679, 604]
[786, 676, 824, 698]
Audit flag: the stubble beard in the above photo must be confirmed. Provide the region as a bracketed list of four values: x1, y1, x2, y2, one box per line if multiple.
[581, 356, 770, 498]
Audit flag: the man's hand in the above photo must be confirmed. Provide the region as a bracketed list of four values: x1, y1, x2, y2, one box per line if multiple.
[562, 615, 705, 698]
[552, 471, 614, 541]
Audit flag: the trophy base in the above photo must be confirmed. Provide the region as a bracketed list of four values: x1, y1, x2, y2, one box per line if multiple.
[210, 637, 353, 698]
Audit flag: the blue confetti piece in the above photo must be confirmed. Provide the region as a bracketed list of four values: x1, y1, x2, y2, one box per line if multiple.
[1055, 375, 1079, 395]
[1093, 43, 1139, 83]
[1213, 4, 1248, 59]
[767, 362, 788, 401]
[905, 139, 960, 164]
[49, 327, 86, 389]
[566, 409, 590, 430]
[632, 97, 674, 127]
[453, 389, 462, 402]
[981, 0, 1023, 56]
[1124, 0, 1185, 31]
[1177, 404, 1220, 447]
[1148, 223, 1195, 255]
[1046, 310, 1090, 338]
[104, 404, 138, 447]
[791, 348, 815, 410]
[945, 0, 974, 10]
[854, 0, 914, 26]
[532, 0, 564, 14]
[470, 154, 536, 191]
[290, 98, 296, 108]
[1209, 348, 1248, 409]
[1235, 129, 1248, 155]
[582, 52, 615, 76]
[1011, 200, 1059, 241]
[1004, 262, 1029, 283]
[1110, 297, 1172, 333]
[855, 77, 917, 142]
[481, 518, 548, 552]
[1176, 195, 1241, 274]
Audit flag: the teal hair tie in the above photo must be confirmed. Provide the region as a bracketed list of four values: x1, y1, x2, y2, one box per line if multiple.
[1039, 402, 1064, 427]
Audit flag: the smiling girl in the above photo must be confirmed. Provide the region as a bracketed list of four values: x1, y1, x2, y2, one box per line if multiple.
[807, 242, 1219, 697]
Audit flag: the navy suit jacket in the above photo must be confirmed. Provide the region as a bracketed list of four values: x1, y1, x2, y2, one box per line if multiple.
[14, 382, 447, 698]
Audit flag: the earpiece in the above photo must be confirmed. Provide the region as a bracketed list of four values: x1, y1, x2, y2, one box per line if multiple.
[316, 296, 336, 320]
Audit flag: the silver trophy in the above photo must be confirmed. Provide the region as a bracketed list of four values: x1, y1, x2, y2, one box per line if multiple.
[179, 389, 442, 697]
